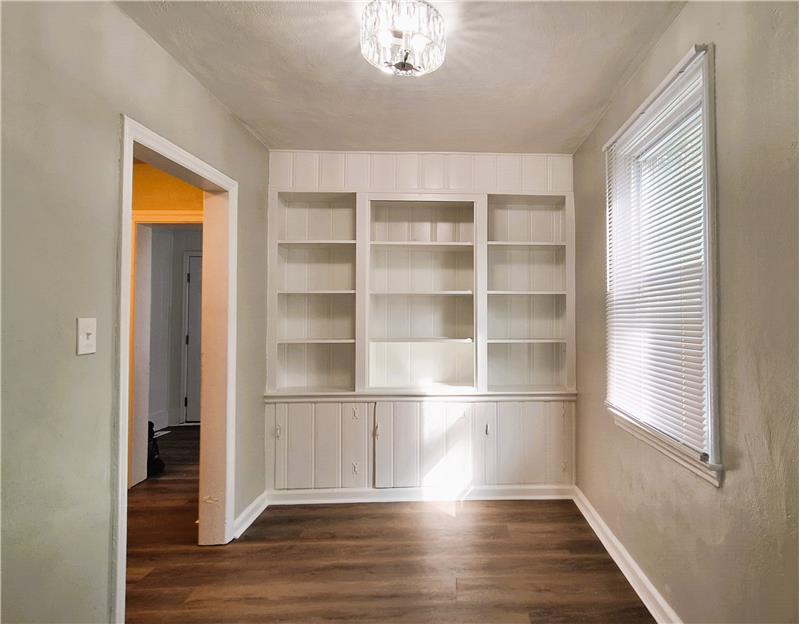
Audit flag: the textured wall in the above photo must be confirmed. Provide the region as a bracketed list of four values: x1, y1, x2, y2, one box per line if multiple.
[1, 2, 268, 621]
[573, 3, 798, 623]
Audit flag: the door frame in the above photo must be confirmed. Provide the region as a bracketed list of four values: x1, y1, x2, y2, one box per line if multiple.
[115, 116, 238, 622]
[181, 249, 203, 424]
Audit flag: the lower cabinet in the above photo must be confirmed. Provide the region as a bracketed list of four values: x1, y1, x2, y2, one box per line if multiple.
[271, 402, 372, 490]
[266, 399, 574, 493]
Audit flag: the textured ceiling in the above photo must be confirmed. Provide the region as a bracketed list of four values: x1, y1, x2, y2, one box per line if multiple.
[120, 1, 683, 153]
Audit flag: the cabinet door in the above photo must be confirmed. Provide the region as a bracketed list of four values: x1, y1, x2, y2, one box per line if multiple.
[341, 402, 371, 488]
[274, 402, 372, 490]
[275, 403, 314, 489]
[374, 401, 472, 490]
[475, 401, 573, 485]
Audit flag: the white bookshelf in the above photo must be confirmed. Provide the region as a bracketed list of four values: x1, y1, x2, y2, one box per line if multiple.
[367, 198, 476, 390]
[270, 192, 358, 392]
[267, 187, 574, 397]
[487, 195, 571, 391]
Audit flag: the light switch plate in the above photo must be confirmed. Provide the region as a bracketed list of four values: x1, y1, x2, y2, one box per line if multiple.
[77, 317, 97, 355]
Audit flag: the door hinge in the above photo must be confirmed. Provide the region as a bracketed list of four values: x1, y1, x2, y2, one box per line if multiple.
[184, 396, 188, 407]
[185, 334, 189, 345]
[187, 273, 191, 283]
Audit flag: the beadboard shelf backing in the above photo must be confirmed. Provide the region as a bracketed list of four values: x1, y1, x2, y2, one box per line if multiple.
[371, 247, 474, 293]
[369, 341, 475, 389]
[278, 293, 355, 341]
[488, 194, 566, 243]
[278, 342, 355, 392]
[368, 197, 477, 391]
[371, 200, 473, 243]
[266, 151, 575, 397]
[488, 293, 566, 341]
[277, 192, 356, 241]
[371, 294, 474, 341]
[488, 342, 567, 391]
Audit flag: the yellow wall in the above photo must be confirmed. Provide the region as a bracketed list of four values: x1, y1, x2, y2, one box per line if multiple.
[133, 162, 204, 216]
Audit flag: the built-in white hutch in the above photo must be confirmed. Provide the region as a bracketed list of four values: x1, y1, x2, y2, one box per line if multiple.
[265, 151, 575, 502]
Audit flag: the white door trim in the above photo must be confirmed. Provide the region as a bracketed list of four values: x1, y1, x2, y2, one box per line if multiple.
[181, 250, 203, 424]
[115, 116, 238, 623]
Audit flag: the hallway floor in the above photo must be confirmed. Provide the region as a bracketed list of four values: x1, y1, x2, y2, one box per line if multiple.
[126, 427, 652, 623]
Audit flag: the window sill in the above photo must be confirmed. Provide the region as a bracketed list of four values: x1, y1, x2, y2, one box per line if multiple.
[608, 407, 722, 487]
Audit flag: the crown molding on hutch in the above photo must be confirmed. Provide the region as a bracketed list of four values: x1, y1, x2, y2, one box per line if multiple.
[268, 150, 573, 194]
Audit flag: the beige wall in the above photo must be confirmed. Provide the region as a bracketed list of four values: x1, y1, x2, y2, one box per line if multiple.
[1, 2, 268, 622]
[573, 3, 798, 623]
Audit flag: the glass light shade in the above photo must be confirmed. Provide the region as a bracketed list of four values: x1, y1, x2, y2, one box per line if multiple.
[360, 0, 446, 77]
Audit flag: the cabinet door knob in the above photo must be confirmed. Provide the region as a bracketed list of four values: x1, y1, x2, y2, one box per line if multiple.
[275, 424, 282, 440]
[352, 407, 358, 421]
[485, 423, 490, 436]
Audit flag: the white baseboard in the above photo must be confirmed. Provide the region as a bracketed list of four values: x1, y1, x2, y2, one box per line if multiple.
[573, 487, 681, 624]
[232, 490, 270, 539]
[266, 484, 575, 506]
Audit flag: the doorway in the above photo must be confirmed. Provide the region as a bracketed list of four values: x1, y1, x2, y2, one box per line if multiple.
[116, 117, 238, 622]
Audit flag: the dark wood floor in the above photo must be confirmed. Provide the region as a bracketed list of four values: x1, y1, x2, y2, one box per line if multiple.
[127, 427, 652, 623]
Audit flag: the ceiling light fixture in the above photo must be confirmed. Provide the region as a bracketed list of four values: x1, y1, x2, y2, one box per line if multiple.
[360, 0, 446, 77]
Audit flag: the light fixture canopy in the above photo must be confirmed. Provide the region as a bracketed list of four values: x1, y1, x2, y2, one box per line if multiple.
[360, 0, 446, 77]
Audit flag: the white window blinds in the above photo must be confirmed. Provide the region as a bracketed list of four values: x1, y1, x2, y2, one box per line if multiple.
[605, 46, 719, 467]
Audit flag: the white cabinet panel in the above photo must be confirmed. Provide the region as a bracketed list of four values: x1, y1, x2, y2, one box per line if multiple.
[549, 156, 573, 192]
[274, 402, 372, 489]
[473, 401, 573, 486]
[293, 152, 319, 189]
[370, 154, 396, 190]
[314, 403, 340, 488]
[396, 154, 420, 190]
[345, 153, 370, 189]
[497, 155, 522, 192]
[341, 403, 370, 488]
[522, 155, 548, 191]
[392, 402, 420, 487]
[446, 154, 472, 191]
[276, 403, 314, 489]
[319, 153, 346, 190]
[420, 154, 445, 189]
[473, 154, 497, 190]
[374, 401, 473, 490]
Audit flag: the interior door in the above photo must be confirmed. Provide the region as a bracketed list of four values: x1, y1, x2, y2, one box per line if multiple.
[184, 253, 202, 423]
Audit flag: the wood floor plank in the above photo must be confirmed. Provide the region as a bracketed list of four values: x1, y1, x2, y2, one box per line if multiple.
[126, 426, 653, 623]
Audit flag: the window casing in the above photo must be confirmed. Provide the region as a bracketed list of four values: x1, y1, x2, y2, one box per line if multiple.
[605, 45, 719, 480]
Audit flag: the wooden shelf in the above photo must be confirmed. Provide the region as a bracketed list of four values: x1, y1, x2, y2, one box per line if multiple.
[487, 384, 572, 394]
[371, 241, 473, 249]
[278, 239, 356, 246]
[488, 290, 566, 295]
[371, 290, 473, 296]
[487, 339, 566, 344]
[370, 337, 473, 343]
[278, 338, 355, 344]
[275, 385, 356, 394]
[488, 241, 565, 247]
[278, 290, 356, 295]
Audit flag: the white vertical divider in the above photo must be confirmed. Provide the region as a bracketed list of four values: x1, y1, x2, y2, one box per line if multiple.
[274, 403, 288, 489]
[564, 193, 576, 389]
[266, 189, 280, 392]
[374, 402, 393, 487]
[355, 193, 370, 391]
[475, 195, 488, 392]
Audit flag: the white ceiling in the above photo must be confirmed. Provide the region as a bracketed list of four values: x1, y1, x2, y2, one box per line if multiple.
[120, 1, 683, 153]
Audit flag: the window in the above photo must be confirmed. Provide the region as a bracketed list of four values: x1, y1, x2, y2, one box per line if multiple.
[605, 45, 719, 482]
